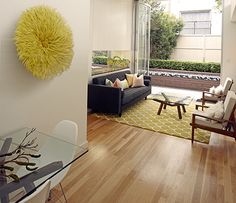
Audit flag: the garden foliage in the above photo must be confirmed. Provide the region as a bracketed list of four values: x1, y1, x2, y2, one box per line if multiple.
[149, 59, 221, 73]
[143, 0, 183, 59]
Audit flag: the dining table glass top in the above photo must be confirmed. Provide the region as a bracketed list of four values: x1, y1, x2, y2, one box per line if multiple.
[0, 127, 88, 203]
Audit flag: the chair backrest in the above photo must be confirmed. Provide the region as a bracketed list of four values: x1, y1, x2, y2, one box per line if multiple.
[20, 180, 51, 203]
[223, 91, 236, 120]
[223, 77, 233, 95]
[50, 120, 78, 189]
[52, 120, 78, 144]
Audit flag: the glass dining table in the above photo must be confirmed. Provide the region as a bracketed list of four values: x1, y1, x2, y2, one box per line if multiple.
[0, 128, 88, 203]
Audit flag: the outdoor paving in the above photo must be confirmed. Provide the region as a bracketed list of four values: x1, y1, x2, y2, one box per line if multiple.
[151, 86, 202, 100]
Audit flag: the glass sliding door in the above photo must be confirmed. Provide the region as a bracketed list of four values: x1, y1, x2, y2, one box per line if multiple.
[134, 2, 151, 75]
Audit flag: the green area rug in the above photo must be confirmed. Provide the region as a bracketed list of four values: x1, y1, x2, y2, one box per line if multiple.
[93, 99, 210, 143]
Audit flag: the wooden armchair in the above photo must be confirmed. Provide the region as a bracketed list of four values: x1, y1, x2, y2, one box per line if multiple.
[202, 77, 233, 106]
[191, 91, 236, 143]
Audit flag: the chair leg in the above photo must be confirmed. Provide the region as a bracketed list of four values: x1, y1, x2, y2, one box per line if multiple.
[48, 191, 52, 201]
[191, 126, 195, 143]
[59, 183, 67, 203]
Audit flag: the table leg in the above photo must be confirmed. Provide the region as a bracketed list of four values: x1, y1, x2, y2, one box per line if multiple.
[182, 105, 186, 113]
[163, 103, 167, 109]
[157, 102, 164, 115]
[177, 105, 182, 119]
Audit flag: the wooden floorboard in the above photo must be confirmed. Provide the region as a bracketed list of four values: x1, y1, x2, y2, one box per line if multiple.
[49, 115, 236, 203]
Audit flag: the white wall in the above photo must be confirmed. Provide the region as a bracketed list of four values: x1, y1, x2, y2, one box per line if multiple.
[0, 0, 92, 147]
[171, 35, 221, 62]
[221, 0, 236, 91]
[161, 0, 222, 35]
[92, 0, 133, 51]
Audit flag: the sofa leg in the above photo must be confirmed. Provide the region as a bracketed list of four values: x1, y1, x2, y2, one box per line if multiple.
[145, 97, 147, 100]
[119, 113, 122, 117]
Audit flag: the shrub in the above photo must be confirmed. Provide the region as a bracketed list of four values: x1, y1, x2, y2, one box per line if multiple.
[149, 59, 221, 73]
[93, 56, 130, 69]
[107, 56, 130, 69]
[92, 56, 108, 65]
[150, 12, 183, 60]
[143, 0, 183, 59]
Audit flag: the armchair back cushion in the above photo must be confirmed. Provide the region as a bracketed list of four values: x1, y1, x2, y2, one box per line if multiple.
[223, 77, 233, 95]
[223, 91, 236, 120]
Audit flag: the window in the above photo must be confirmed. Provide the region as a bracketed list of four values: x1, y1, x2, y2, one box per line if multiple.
[92, 51, 131, 76]
[181, 10, 211, 35]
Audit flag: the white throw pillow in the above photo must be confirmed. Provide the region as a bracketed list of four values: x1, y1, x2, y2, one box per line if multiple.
[205, 101, 224, 123]
[215, 84, 223, 95]
[214, 101, 224, 119]
[132, 75, 145, 87]
[209, 86, 215, 94]
[105, 78, 114, 87]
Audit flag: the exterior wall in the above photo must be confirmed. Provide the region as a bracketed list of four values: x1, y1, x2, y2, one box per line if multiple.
[161, 0, 222, 35]
[92, 0, 133, 51]
[171, 35, 221, 62]
[151, 75, 220, 91]
[0, 0, 92, 147]
[221, 0, 236, 91]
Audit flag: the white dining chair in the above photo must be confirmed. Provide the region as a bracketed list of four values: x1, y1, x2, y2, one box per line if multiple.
[50, 120, 78, 202]
[19, 180, 51, 203]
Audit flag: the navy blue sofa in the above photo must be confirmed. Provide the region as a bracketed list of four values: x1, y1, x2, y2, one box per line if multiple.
[88, 70, 151, 116]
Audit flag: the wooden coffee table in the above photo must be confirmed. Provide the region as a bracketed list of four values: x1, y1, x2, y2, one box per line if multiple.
[150, 93, 193, 119]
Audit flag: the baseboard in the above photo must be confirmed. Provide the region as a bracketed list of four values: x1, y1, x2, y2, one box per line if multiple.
[79, 140, 89, 151]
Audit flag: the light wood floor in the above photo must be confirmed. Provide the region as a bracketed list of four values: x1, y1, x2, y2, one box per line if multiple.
[50, 115, 236, 203]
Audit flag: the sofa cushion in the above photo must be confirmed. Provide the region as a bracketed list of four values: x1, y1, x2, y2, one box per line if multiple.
[132, 74, 145, 87]
[125, 73, 136, 87]
[122, 86, 150, 105]
[93, 70, 131, 85]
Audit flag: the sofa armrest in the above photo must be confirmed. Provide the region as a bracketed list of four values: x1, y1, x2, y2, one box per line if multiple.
[88, 84, 122, 114]
[144, 75, 151, 81]
[144, 79, 151, 86]
[144, 75, 151, 86]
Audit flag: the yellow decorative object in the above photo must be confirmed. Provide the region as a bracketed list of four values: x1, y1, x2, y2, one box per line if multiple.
[15, 5, 74, 80]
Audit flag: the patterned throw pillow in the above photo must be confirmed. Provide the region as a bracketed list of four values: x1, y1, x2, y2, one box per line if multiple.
[132, 74, 145, 87]
[105, 78, 114, 87]
[113, 78, 129, 90]
[113, 78, 122, 88]
[125, 73, 137, 87]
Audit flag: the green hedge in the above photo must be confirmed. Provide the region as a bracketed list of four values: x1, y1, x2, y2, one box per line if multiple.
[149, 59, 221, 73]
[93, 56, 108, 65]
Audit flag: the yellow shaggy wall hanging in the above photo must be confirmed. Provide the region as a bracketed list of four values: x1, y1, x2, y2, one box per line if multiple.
[15, 6, 74, 80]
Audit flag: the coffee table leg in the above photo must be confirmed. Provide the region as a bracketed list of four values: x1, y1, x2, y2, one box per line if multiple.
[164, 104, 167, 109]
[182, 105, 186, 113]
[177, 105, 182, 119]
[157, 102, 164, 115]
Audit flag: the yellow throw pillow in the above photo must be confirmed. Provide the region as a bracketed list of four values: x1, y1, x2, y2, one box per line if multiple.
[125, 73, 137, 87]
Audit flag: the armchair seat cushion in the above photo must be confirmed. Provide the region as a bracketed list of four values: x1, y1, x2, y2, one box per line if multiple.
[202, 95, 220, 102]
[194, 110, 223, 129]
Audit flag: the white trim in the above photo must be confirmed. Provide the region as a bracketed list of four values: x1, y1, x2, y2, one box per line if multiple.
[79, 140, 89, 151]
